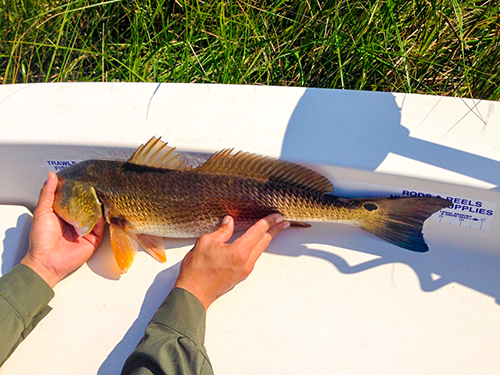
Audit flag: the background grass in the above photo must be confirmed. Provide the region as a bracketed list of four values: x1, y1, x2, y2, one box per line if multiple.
[1, 0, 499, 100]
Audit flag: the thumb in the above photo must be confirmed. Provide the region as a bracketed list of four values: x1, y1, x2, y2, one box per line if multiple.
[35, 172, 58, 215]
[210, 216, 234, 243]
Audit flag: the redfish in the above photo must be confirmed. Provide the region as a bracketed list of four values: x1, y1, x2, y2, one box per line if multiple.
[54, 137, 452, 273]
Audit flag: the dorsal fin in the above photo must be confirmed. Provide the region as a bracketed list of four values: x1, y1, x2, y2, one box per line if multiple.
[128, 136, 189, 170]
[196, 149, 333, 194]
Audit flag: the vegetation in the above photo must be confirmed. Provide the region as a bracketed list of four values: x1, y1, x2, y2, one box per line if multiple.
[1, 0, 499, 99]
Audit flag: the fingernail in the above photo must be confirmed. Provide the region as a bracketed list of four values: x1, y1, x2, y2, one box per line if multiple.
[222, 216, 231, 225]
[275, 214, 284, 224]
[283, 221, 290, 229]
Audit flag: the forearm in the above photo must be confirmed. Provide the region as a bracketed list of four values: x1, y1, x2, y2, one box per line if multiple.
[121, 287, 213, 375]
[0, 264, 54, 366]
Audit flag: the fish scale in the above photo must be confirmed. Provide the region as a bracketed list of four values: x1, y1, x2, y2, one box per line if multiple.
[54, 136, 452, 273]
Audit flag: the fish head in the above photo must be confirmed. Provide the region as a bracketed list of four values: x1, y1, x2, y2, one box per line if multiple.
[54, 177, 103, 236]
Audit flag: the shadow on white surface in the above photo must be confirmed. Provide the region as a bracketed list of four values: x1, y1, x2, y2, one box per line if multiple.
[0, 88, 498, 307]
[1, 86, 499, 374]
[281, 89, 500, 189]
[90, 237, 193, 373]
[265, 223, 500, 304]
[87, 226, 123, 280]
[277, 88, 500, 304]
[97, 261, 181, 374]
[1, 213, 32, 274]
[0, 143, 136, 212]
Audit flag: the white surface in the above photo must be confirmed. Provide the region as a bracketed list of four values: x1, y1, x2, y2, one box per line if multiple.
[0, 83, 499, 374]
[0, 206, 32, 275]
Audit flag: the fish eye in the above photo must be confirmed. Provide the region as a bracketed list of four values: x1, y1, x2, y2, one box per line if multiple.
[363, 203, 378, 211]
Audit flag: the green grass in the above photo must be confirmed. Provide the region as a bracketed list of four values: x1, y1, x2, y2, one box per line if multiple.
[1, 0, 499, 100]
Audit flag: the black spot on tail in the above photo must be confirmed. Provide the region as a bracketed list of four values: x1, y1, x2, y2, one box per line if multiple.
[360, 197, 452, 252]
[363, 203, 378, 211]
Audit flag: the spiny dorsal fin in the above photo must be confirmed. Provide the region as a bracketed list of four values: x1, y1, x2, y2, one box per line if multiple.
[128, 136, 189, 170]
[196, 149, 334, 194]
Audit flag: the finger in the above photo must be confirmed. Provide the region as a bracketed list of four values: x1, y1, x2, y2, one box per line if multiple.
[247, 220, 289, 265]
[208, 216, 234, 243]
[84, 217, 106, 248]
[233, 213, 283, 255]
[34, 172, 58, 216]
[92, 216, 106, 234]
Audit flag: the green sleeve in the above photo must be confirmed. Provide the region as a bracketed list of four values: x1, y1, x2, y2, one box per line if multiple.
[121, 287, 214, 375]
[0, 264, 54, 366]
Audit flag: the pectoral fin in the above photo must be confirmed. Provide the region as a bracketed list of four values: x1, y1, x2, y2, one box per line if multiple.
[137, 234, 167, 263]
[109, 218, 167, 272]
[109, 220, 138, 273]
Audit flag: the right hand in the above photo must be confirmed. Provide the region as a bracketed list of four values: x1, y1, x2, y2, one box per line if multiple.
[174, 214, 289, 310]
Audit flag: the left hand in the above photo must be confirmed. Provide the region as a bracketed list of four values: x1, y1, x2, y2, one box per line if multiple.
[175, 213, 289, 310]
[21, 172, 105, 288]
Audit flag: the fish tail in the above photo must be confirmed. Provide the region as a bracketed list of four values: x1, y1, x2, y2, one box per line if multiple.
[357, 197, 452, 252]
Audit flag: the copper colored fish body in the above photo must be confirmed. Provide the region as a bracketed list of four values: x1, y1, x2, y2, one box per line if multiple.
[54, 137, 452, 273]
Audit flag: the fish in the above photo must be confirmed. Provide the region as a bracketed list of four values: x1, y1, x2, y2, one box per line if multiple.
[54, 136, 453, 273]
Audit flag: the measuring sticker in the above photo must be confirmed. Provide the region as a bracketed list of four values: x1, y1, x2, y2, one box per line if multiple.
[389, 189, 497, 231]
[45, 160, 79, 172]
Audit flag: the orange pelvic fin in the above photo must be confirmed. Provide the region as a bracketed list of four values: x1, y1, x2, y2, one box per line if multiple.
[109, 220, 138, 274]
[137, 234, 167, 263]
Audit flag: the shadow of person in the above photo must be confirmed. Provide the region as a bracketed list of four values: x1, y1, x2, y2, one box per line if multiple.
[1, 213, 32, 275]
[266, 223, 500, 304]
[281, 89, 405, 170]
[279, 88, 500, 303]
[281, 88, 500, 188]
[86, 225, 122, 280]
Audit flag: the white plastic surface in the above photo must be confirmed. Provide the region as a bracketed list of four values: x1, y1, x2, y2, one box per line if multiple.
[0, 83, 499, 374]
[0, 206, 32, 275]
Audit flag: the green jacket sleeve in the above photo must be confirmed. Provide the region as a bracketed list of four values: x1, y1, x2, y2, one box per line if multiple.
[121, 287, 214, 375]
[0, 264, 54, 366]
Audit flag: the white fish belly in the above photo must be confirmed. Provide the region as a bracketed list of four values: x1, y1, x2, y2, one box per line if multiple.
[132, 217, 257, 238]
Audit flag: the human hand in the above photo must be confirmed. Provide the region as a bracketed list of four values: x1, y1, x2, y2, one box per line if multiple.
[21, 172, 105, 288]
[174, 213, 289, 310]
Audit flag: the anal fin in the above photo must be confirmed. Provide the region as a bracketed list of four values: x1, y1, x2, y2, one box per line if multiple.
[109, 220, 139, 274]
[137, 234, 167, 263]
